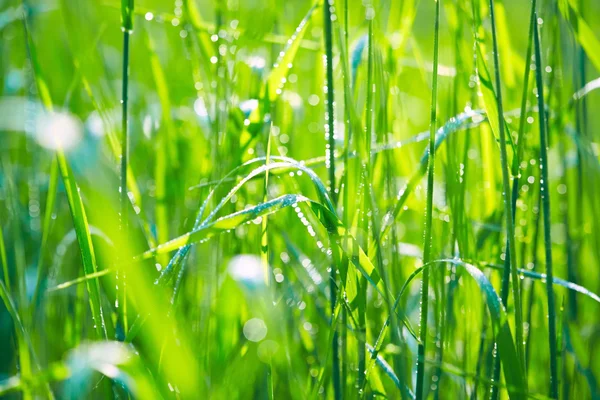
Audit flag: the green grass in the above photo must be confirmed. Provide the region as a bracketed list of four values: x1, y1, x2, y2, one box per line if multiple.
[416, 0, 440, 398]
[1, 0, 600, 399]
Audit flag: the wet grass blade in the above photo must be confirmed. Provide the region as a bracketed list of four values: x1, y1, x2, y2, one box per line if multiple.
[118, 0, 134, 339]
[416, 0, 440, 397]
[323, 0, 341, 397]
[264, 2, 318, 102]
[533, 13, 558, 398]
[481, 262, 600, 304]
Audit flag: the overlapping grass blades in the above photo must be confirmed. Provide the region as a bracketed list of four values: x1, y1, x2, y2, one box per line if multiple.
[3, 0, 600, 397]
[486, 0, 526, 380]
[22, 5, 108, 340]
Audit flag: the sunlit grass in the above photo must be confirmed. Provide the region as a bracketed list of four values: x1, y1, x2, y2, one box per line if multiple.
[1, 0, 599, 398]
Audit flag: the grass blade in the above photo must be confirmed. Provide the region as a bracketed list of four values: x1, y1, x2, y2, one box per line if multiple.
[416, 0, 440, 397]
[533, 13, 558, 398]
[118, 0, 134, 340]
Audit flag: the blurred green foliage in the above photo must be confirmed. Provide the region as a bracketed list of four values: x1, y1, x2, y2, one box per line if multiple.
[1, 0, 600, 398]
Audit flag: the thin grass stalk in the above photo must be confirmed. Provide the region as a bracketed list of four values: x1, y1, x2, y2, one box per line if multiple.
[324, 0, 337, 207]
[533, 13, 558, 398]
[416, 0, 440, 398]
[118, 0, 134, 340]
[324, 0, 341, 397]
[341, 1, 350, 394]
[487, 0, 525, 374]
[571, 43, 585, 323]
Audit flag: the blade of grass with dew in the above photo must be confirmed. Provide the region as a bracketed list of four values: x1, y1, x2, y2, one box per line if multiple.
[118, 0, 134, 340]
[323, 0, 341, 397]
[487, 0, 526, 376]
[416, 0, 440, 398]
[238, 2, 319, 162]
[140, 192, 337, 293]
[137, 164, 419, 344]
[480, 262, 600, 304]
[533, 14, 558, 398]
[150, 157, 335, 294]
[264, 3, 318, 103]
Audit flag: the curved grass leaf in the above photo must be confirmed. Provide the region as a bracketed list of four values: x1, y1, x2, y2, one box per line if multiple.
[139, 187, 418, 340]
[153, 157, 335, 286]
[481, 262, 600, 304]
[263, 2, 318, 102]
[139, 194, 309, 260]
